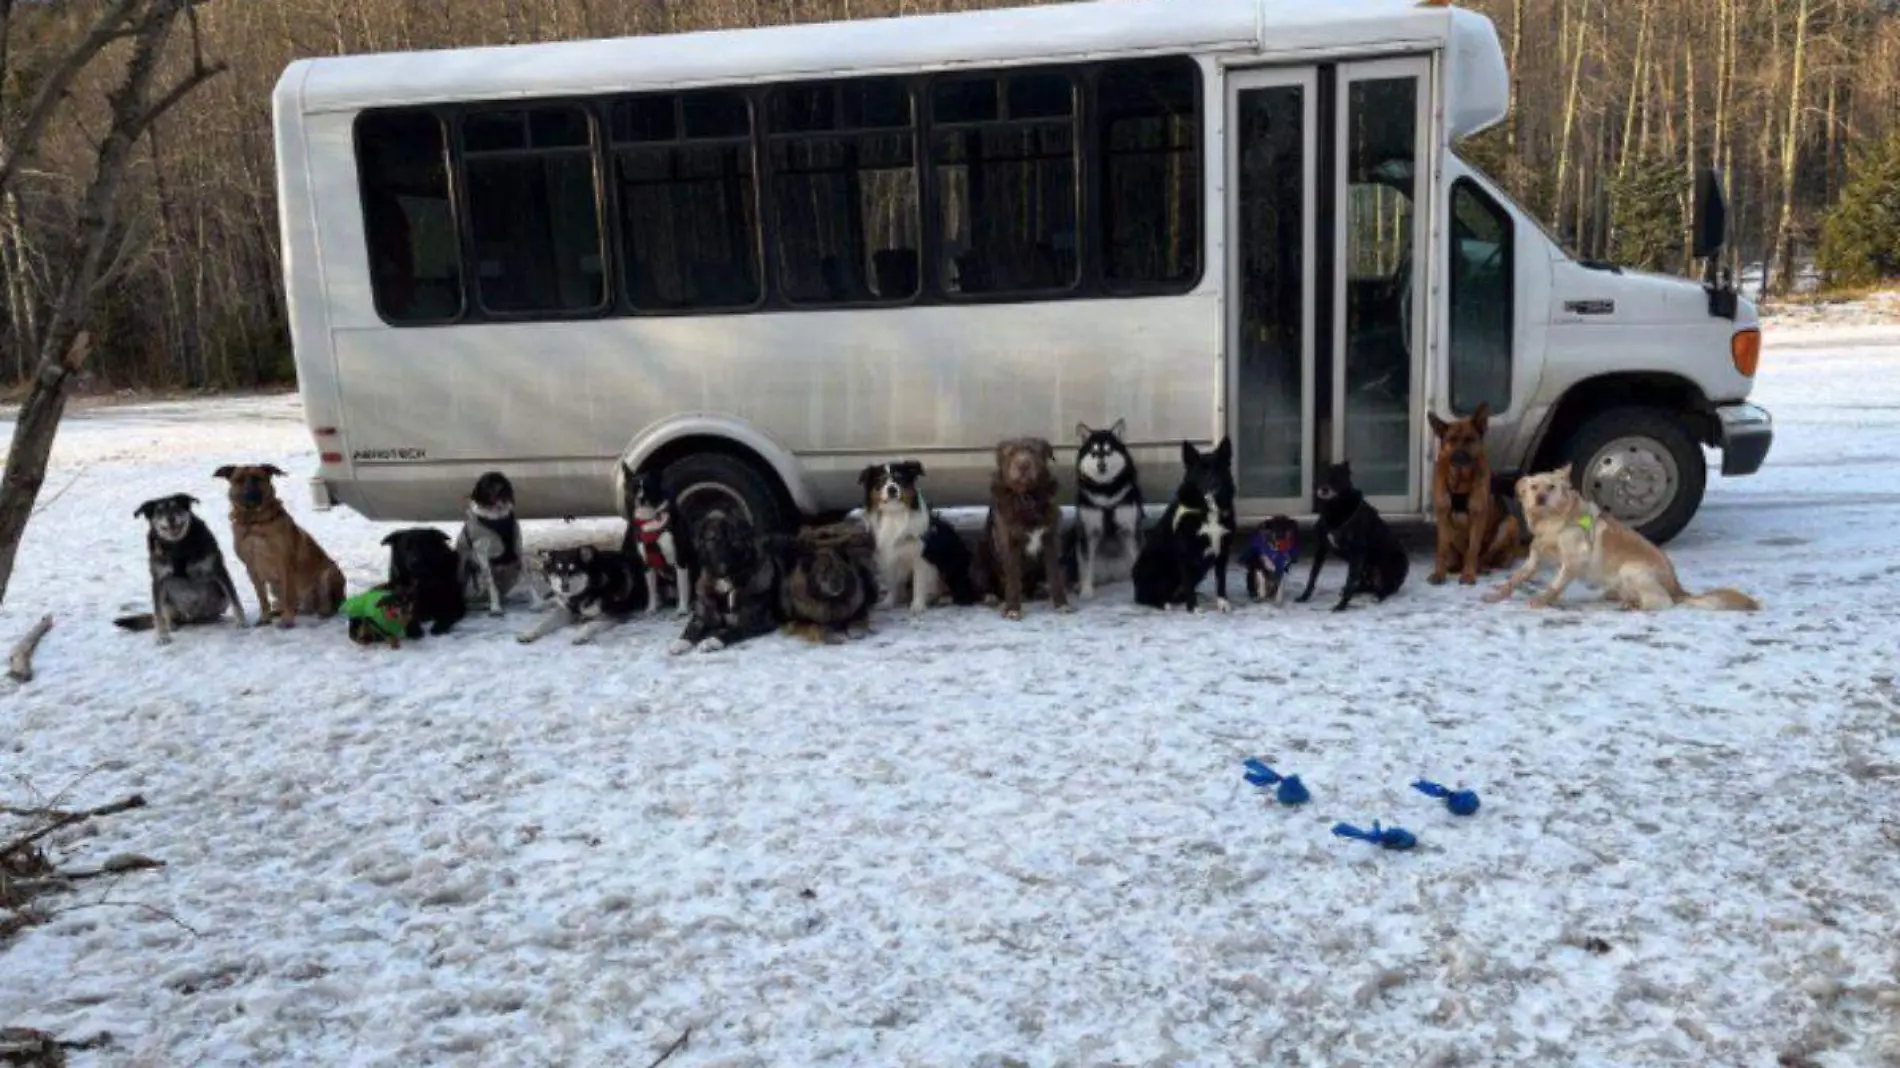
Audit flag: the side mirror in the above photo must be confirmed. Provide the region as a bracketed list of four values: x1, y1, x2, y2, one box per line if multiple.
[1692, 168, 1727, 261]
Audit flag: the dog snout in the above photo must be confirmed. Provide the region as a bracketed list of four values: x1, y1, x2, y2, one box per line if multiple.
[884, 484, 900, 501]
[1450, 449, 1475, 468]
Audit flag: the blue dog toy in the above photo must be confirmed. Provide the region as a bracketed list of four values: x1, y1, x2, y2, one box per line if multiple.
[1332, 821, 1417, 850]
[1242, 759, 1311, 805]
[1413, 779, 1481, 816]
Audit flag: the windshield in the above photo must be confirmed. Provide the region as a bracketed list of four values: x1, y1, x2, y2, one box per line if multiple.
[1450, 149, 1579, 262]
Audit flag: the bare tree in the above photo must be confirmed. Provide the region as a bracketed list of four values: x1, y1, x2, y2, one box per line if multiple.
[0, 0, 227, 605]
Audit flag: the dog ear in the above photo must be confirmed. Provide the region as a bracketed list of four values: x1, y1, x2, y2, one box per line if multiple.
[1110, 417, 1126, 440]
[1075, 422, 1092, 442]
[1470, 402, 1491, 436]
[183, 494, 199, 507]
[577, 545, 596, 564]
[1040, 440, 1055, 463]
[213, 465, 235, 480]
[1211, 437, 1232, 467]
[994, 441, 1010, 469]
[1555, 462, 1574, 483]
[427, 529, 451, 544]
[857, 464, 880, 489]
[381, 532, 401, 547]
[901, 460, 926, 480]
[134, 499, 157, 519]
[262, 464, 286, 478]
[1428, 412, 1449, 439]
[1180, 440, 1200, 467]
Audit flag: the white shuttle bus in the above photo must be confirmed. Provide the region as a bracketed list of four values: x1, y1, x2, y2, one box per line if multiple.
[273, 0, 1771, 544]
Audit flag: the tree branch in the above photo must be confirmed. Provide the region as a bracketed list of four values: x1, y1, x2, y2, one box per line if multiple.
[124, 59, 230, 147]
[0, 0, 145, 196]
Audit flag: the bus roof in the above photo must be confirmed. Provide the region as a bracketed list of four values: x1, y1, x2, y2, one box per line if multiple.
[280, 0, 1505, 137]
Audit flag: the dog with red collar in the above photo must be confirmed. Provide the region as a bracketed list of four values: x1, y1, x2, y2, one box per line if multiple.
[617, 462, 696, 617]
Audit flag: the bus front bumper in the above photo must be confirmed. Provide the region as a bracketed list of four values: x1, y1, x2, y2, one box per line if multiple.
[1716, 402, 1773, 476]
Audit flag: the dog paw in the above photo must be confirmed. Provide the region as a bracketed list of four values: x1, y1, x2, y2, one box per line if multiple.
[1459, 573, 1478, 586]
[488, 608, 505, 619]
[275, 618, 296, 630]
[1215, 597, 1232, 614]
[570, 633, 595, 646]
[1003, 608, 1022, 622]
[1482, 586, 1513, 604]
[1079, 584, 1095, 601]
[516, 632, 537, 644]
[1055, 603, 1077, 615]
[695, 637, 725, 654]
[666, 639, 693, 656]
[1527, 593, 1557, 609]
[1331, 603, 1350, 613]
[1427, 571, 1447, 586]
[908, 602, 926, 616]
[155, 632, 174, 646]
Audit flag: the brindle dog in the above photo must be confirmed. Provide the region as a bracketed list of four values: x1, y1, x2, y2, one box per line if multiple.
[1426, 402, 1521, 585]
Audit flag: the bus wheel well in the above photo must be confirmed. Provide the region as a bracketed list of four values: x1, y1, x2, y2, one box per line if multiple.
[640, 435, 800, 525]
[1529, 373, 1718, 472]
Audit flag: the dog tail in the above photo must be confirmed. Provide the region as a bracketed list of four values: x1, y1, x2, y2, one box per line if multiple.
[1676, 586, 1761, 611]
[113, 613, 156, 632]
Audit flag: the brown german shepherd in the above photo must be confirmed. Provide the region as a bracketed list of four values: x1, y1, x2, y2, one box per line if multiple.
[1426, 402, 1520, 585]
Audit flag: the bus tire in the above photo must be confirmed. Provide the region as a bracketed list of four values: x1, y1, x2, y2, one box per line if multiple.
[1560, 406, 1706, 546]
[659, 452, 793, 535]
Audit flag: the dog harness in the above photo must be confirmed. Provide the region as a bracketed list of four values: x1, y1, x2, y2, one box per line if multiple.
[1248, 530, 1297, 574]
[635, 515, 673, 574]
[342, 588, 405, 643]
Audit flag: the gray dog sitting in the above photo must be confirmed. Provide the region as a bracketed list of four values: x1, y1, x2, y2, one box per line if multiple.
[457, 470, 545, 615]
[114, 493, 248, 644]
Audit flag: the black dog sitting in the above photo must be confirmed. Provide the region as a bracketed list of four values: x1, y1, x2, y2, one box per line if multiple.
[382, 527, 467, 637]
[921, 515, 979, 606]
[1295, 462, 1409, 612]
[670, 509, 783, 655]
[1132, 439, 1237, 612]
[115, 493, 248, 644]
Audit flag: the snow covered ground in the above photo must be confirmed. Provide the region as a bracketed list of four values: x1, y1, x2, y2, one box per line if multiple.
[5, 309, 1900, 1068]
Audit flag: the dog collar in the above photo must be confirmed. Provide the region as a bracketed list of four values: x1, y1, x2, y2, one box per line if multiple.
[1173, 505, 1204, 529]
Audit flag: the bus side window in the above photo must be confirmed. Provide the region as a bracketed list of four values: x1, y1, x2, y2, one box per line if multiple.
[612, 90, 762, 312]
[931, 70, 1079, 297]
[767, 78, 920, 306]
[355, 110, 464, 324]
[1448, 178, 1513, 415]
[459, 105, 607, 315]
[1097, 58, 1200, 292]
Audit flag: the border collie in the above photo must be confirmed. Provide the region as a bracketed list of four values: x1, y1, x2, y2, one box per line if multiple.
[1131, 439, 1237, 612]
[457, 471, 543, 616]
[859, 460, 943, 613]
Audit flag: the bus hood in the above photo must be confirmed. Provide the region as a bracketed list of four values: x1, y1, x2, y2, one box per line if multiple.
[1550, 263, 1740, 327]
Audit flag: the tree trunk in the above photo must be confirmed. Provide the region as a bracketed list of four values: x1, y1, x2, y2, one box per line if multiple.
[1554, 1, 1588, 231]
[0, 2, 227, 606]
[1771, 0, 1812, 296]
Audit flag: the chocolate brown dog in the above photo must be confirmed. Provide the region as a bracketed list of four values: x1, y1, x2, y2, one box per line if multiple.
[975, 437, 1071, 621]
[1426, 403, 1521, 585]
[214, 463, 346, 628]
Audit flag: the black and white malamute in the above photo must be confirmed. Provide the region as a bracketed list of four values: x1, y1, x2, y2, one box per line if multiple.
[1071, 419, 1144, 599]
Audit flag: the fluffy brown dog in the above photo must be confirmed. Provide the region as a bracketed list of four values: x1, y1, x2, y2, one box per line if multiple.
[975, 437, 1071, 621]
[214, 464, 346, 628]
[1427, 402, 1520, 585]
[776, 523, 877, 644]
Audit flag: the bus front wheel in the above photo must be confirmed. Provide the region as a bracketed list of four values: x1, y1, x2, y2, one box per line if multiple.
[1561, 406, 1706, 546]
[660, 452, 792, 535]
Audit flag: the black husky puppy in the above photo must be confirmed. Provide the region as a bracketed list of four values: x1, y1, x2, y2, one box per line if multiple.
[115, 493, 248, 643]
[517, 546, 647, 645]
[1131, 439, 1236, 612]
[382, 527, 466, 637]
[1295, 461, 1410, 612]
[669, 509, 783, 655]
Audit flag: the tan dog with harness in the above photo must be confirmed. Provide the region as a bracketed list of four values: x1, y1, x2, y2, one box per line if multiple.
[215, 464, 347, 628]
[1484, 466, 1759, 611]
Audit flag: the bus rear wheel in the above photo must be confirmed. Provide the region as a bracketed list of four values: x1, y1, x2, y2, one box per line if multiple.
[659, 452, 792, 535]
